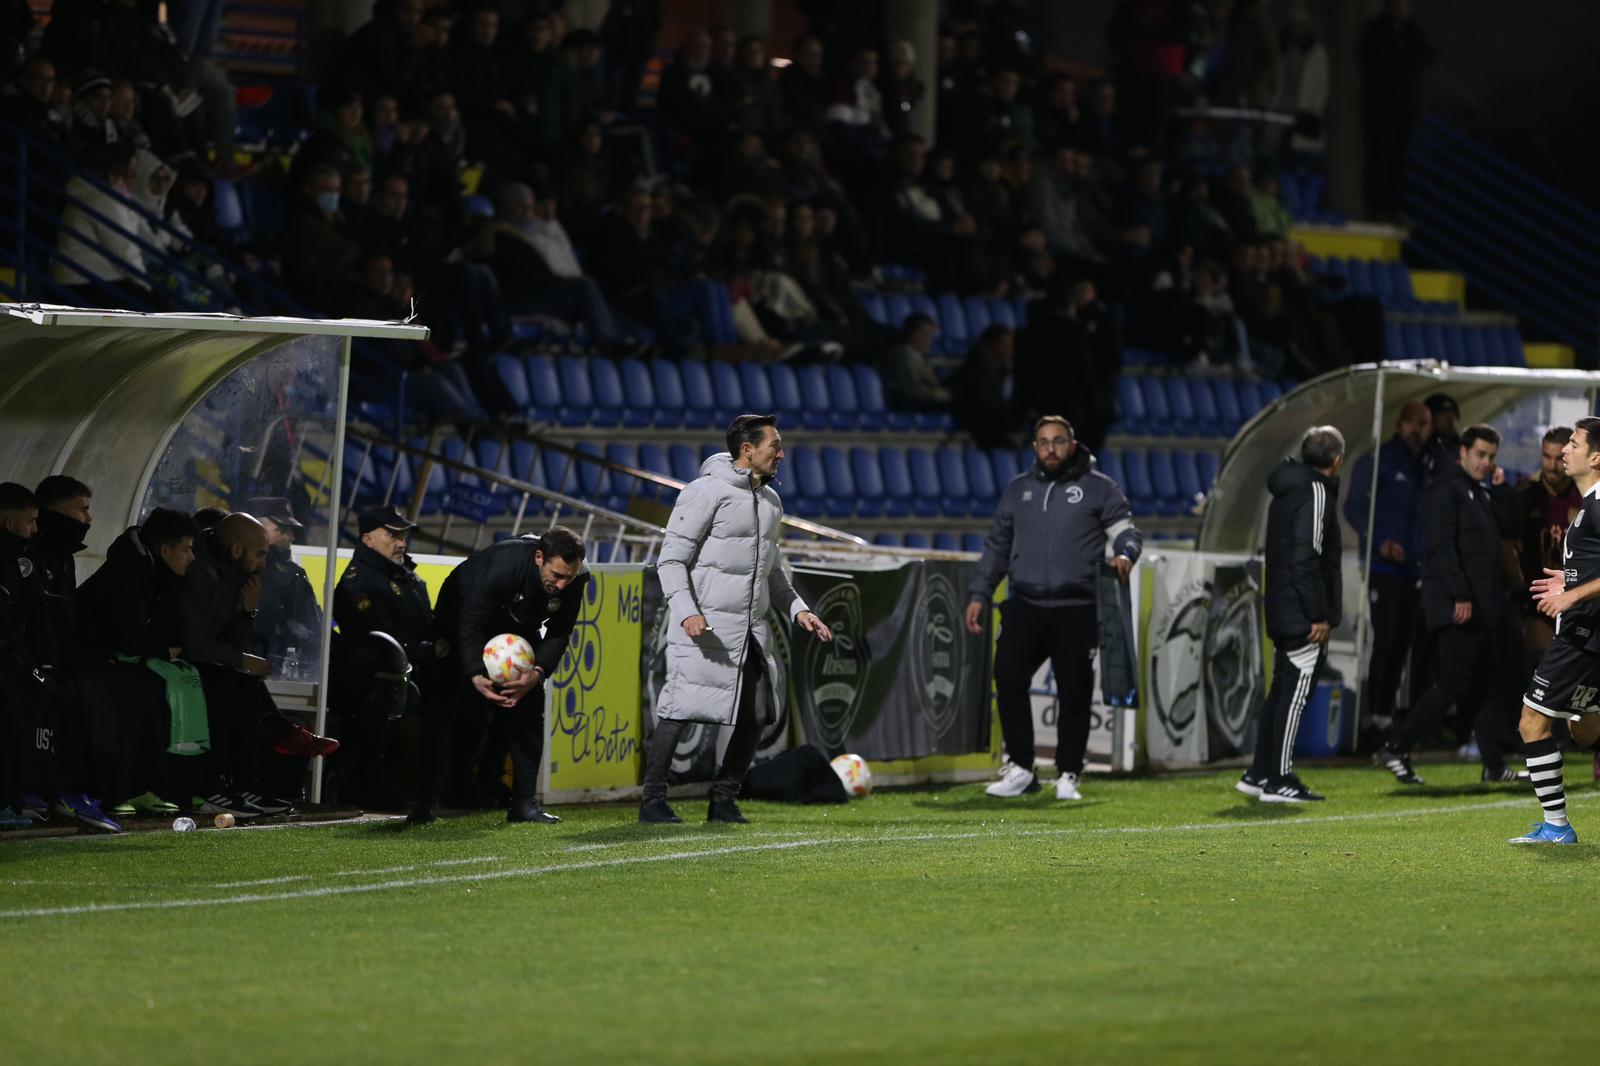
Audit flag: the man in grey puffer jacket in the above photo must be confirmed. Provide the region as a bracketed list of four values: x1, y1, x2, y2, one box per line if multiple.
[641, 414, 833, 824]
[964, 416, 1143, 801]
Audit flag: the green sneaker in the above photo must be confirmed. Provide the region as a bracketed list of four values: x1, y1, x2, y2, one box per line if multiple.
[109, 801, 136, 817]
[129, 792, 180, 814]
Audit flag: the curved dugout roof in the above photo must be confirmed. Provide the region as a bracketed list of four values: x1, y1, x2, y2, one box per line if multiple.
[1197, 361, 1600, 553]
[0, 305, 425, 560]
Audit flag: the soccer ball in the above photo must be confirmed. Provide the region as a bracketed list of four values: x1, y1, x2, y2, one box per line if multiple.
[482, 633, 535, 682]
[830, 753, 872, 797]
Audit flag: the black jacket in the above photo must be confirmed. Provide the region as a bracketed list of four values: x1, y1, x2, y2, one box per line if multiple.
[0, 528, 56, 677]
[256, 545, 322, 658]
[176, 530, 255, 670]
[1263, 459, 1342, 645]
[433, 537, 590, 681]
[334, 543, 436, 665]
[73, 525, 182, 665]
[30, 508, 88, 636]
[1419, 463, 1515, 631]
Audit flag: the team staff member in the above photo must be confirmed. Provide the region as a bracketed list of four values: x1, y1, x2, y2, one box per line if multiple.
[1515, 427, 1580, 659]
[1239, 427, 1343, 804]
[641, 414, 832, 825]
[1375, 424, 1520, 785]
[245, 496, 322, 672]
[1343, 403, 1428, 734]
[409, 526, 588, 826]
[966, 416, 1142, 802]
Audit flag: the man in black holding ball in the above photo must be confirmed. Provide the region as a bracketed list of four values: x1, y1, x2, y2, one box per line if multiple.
[408, 526, 588, 826]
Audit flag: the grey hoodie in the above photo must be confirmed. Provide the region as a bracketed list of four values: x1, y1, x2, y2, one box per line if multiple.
[970, 447, 1143, 608]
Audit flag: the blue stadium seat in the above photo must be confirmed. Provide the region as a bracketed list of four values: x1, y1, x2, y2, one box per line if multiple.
[818, 446, 856, 517]
[937, 293, 969, 355]
[508, 440, 548, 508]
[619, 357, 660, 427]
[523, 354, 563, 424]
[910, 293, 939, 331]
[1011, 297, 1029, 327]
[844, 447, 885, 517]
[861, 291, 889, 325]
[1141, 376, 1172, 434]
[1464, 326, 1490, 366]
[987, 298, 1017, 331]
[669, 443, 701, 483]
[1098, 449, 1125, 488]
[590, 357, 628, 426]
[906, 447, 942, 518]
[797, 365, 832, 430]
[877, 446, 914, 518]
[873, 531, 904, 547]
[341, 443, 381, 508]
[855, 364, 913, 431]
[962, 296, 992, 336]
[1116, 375, 1148, 435]
[822, 364, 860, 430]
[1236, 379, 1265, 421]
[915, 407, 954, 434]
[903, 531, 932, 550]
[786, 445, 826, 518]
[637, 442, 671, 499]
[1384, 320, 1406, 360]
[989, 446, 1022, 487]
[1441, 323, 1467, 364]
[965, 449, 998, 517]
[1197, 451, 1220, 492]
[1212, 377, 1244, 435]
[679, 361, 717, 428]
[575, 442, 619, 510]
[1403, 321, 1429, 360]
[495, 354, 531, 417]
[739, 362, 774, 412]
[933, 532, 961, 552]
[1501, 327, 1525, 366]
[709, 360, 744, 424]
[1188, 378, 1221, 437]
[1349, 258, 1374, 295]
[769, 363, 804, 423]
[885, 292, 914, 329]
[1121, 450, 1156, 515]
[1164, 378, 1197, 436]
[652, 360, 701, 428]
[557, 355, 599, 426]
[935, 446, 971, 517]
[1389, 262, 1415, 304]
[212, 178, 246, 232]
[1172, 450, 1203, 512]
[961, 531, 985, 553]
[1147, 450, 1180, 516]
[1257, 380, 1284, 405]
[606, 443, 641, 504]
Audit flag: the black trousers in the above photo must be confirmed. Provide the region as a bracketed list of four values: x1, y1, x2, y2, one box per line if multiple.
[1364, 573, 1420, 725]
[1389, 623, 1515, 768]
[994, 600, 1098, 775]
[194, 666, 295, 795]
[1251, 639, 1325, 781]
[77, 662, 169, 804]
[641, 634, 765, 803]
[417, 674, 547, 808]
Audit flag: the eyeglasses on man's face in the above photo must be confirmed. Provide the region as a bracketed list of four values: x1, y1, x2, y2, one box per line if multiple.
[1034, 437, 1073, 450]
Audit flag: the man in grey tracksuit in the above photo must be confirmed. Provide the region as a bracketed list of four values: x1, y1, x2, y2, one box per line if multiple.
[964, 416, 1143, 800]
[640, 414, 833, 825]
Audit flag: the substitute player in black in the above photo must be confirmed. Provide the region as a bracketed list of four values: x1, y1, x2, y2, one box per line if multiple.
[408, 526, 588, 826]
[1375, 423, 1520, 784]
[1239, 426, 1343, 803]
[1512, 418, 1600, 844]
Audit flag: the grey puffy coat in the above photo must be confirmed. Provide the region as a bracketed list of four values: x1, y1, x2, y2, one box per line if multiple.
[655, 453, 809, 725]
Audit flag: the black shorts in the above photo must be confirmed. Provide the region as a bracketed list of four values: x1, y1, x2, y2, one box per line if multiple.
[1524, 638, 1600, 721]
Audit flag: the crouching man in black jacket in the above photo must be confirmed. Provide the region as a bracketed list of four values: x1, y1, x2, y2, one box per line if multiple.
[1240, 426, 1344, 804]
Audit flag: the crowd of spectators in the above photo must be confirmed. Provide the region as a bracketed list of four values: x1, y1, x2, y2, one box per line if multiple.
[0, 0, 1428, 448]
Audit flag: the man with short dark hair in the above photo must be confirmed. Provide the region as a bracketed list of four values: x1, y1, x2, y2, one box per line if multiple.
[31, 474, 93, 633]
[641, 414, 833, 825]
[1516, 426, 1581, 660]
[1240, 426, 1343, 803]
[244, 496, 321, 675]
[1376, 423, 1520, 784]
[967, 415, 1143, 802]
[411, 526, 590, 826]
[882, 311, 949, 409]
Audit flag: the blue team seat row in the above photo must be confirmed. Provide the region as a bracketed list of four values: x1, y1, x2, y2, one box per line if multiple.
[1098, 448, 1220, 519]
[493, 353, 955, 434]
[1111, 374, 1284, 438]
[859, 291, 1031, 357]
[1381, 320, 1524, 367]
[872, 531, 988, 552]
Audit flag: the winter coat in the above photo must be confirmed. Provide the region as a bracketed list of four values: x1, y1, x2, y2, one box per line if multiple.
[176, 530, 256, 670]
[1342, 434, 1424, 578]
[51, 175, 146, 286]
[333, 543, 436, 665]
[1263, 458, 1342, 646]
[1419, 463, 1514, 632]
[655, 453, 809, 725]
[970, 446, 1143, 609]
[433, 537, 588, 683]
[73, 525, 182, 666]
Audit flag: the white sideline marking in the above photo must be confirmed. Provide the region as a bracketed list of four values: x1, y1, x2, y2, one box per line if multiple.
[3, 792, 1591, 921]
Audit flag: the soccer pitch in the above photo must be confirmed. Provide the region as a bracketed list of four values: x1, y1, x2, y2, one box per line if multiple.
[3, 764, 1596, 1065]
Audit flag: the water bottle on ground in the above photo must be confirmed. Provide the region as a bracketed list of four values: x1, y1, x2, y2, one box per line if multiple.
[171, 817, 197, 832]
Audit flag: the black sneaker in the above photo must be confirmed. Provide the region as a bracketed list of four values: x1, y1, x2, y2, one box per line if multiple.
[707, 797, 750, 824]
[193, 794, 263, 819]
[639, 798, 682, 824]
[406, 803, 439, 826]
[1236, 770, 1265, 797]
[1373, 746, 1425, 785]
[1259, 775, 1324, 804]
[238, 791, 295, 816]
[1482, 766, 1532, 784]
[508, 799, 560, 824]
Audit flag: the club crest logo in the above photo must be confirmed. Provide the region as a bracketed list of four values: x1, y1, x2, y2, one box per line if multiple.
[800, 582, 869, 750]
[1065, 485, 1084, 504]
[912, 572, 964, 736]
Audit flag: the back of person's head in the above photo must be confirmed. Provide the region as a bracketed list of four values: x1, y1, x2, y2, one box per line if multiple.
[1543, 426, 1574, 448]
[139, 507, 200, 552]
[1300, 425, 1345, 470]
[537, 525, 586, 565]
[35, 475, 92, 512]
[0, 481, 37, 516]
[192, 506, 228, 530]
[726, 412, 778, 458]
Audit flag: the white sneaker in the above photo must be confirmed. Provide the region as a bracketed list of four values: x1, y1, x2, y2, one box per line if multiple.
[984, 763, 1039, 797]
[1055, 772, 1082, 801]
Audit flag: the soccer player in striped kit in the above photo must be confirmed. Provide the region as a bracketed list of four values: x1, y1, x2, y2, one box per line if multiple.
[1239, 426, 1344, 803]
[1514, 417, 1600, 844]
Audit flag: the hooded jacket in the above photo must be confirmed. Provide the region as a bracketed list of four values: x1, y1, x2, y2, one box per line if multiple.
[654, 453, 809, 725]
[31, 508, 89, 635]
[1264, 458, 1342, 644]
[73, 524, 182, 664]
[970, 446, 1143, 609]
[177, 529, 256, 669]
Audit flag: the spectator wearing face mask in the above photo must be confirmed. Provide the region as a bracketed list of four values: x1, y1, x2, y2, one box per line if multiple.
[281, 164, 362, 307]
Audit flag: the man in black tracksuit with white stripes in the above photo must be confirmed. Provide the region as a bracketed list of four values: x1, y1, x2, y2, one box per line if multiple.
[1240, 426, 1344, 804]
[966, 416, 1143, 802]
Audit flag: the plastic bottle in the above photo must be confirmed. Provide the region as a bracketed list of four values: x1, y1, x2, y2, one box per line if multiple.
[283, 646, 301, 682]
[171, 816, 197, 832]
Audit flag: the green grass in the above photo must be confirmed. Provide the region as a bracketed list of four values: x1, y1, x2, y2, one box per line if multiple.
[3, 762, 1597, 1065]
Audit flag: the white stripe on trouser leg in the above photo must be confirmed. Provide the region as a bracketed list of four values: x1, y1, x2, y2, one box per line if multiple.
[1280, 645, 1321, 777]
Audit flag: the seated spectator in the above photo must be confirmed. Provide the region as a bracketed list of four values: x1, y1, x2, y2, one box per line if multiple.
[555, 120, 617, 241]
[1035, 74, 1082, 149]
[340, 163, 374, 232]
[1169, 174, 1233, 262]
[880, 133, 977, 289]
[51, 141, 158, 309]
[1113, 157, 1169, 257]
[450, 3, 530, 176]
[722, 35, 783, 137]
[882, 312, 950, 410]
[1077, 79, 1123, 158]
[66, 69, 116, 160]
[826, 46, 889, 158]
[1251, 168, 1294, 237]
[776, 34, 826, 134]
[107, 78, 151, 149]
[291, 89, 375, 195]
[1, 55, 68, 149]
[504, 12, 575, 155]
[489, 181, 628, 348]
[951, 67, 1035, 157]
[281, 163, 362, 308]
[564, 28, 614, 126]
[878, 38, 924, 139]
[784, 200, 876, 352]
[1212, 163, 1259, 244]
[587, 184, 704, 358]
[1027, 144, 1104, 267]
[1276, 0, 1329, 164]
[356, 174, 443, 277]
[323, 0, 429, 108]
[660, 27, 726, 146]
[949, 324, 1021, 448]
[1175, 258, 1246, 368]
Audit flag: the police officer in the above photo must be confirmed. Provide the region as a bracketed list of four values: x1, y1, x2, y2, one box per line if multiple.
[244, 496, 322, 676]
[409, 526, 589, 827]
